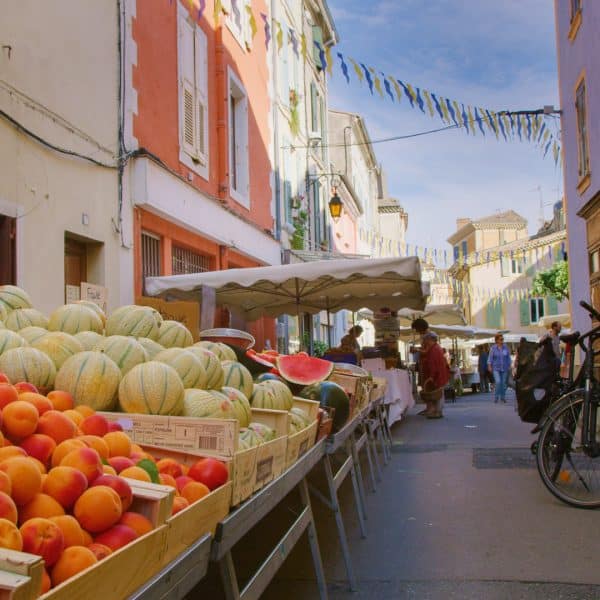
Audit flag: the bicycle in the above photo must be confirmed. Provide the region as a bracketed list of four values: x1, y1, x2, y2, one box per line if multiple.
[535, 300, 600, 509]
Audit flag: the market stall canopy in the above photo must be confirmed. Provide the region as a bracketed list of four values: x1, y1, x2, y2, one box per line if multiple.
[145, 256, 429, 320]
[397, 325, 507, 341]
[396, 303, 466, 326]
[537, 313, 571, 328]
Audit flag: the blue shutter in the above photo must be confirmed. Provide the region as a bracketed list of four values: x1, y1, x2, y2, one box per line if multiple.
[519, 299, 530, 326]
[547, 296, 558, 316]
[486, 301, 502, 329]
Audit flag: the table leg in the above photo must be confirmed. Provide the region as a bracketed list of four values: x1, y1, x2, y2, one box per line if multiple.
[360, 424, 377, 492]
[366, 419, 383, 482]
[349, 436, 369, 522]
[218, 551, 241, 600]
[345, 439, 367, 539]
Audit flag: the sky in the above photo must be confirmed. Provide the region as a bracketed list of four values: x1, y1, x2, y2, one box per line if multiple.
[326, 0, 562, 250]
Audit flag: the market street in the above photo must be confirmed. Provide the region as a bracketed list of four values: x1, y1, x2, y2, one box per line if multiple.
[260, 392, 600, 599]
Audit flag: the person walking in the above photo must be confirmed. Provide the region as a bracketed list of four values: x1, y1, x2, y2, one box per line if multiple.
[488, 334, 511, 403]
[477, 345, 489, 392]
[539, 321, 562, 372]
[419, 332, 450, 419]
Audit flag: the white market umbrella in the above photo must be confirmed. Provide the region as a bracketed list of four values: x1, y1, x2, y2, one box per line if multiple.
[397, 303, 466, 326]
[145, 256, 428, 321]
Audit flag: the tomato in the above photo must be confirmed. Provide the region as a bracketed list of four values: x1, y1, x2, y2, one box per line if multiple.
[188, 458, 228, 490]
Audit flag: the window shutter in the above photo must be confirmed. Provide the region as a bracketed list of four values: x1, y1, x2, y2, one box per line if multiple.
[312, 26, 323, 68]
[486, 301, 502, 329]
[310, 83, 318, 133]
[194, 28, 208, 164]
[180, 16, 196, 157]
[500, 256, 510, 276]
[519, 299, 530, 326]
[284, 180, 292, 223]
[547, 295, 558, 316]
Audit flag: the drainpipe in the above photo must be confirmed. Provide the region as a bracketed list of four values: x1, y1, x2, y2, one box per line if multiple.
[270, 0, 282, 244]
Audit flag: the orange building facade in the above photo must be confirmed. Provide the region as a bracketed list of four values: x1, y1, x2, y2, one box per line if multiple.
[124, 0, 279, 348]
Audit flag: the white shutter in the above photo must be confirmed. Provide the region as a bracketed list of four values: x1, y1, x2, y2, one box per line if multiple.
[194, 28, 208, 165]
[243, 96, 249, 197]
[180, 16, 196, 157]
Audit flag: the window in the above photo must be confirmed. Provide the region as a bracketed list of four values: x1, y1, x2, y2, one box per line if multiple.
[172, 245, 212, 274]
[282, 137, 294, 224]
[530, 298, 545, 324]
[575, 78, 590, 184]
[453, 246, 459, 261]
[141, 232, 161, 281]
[590, 249, 600, 274]
[228, 70, 249, 207]
[310, 82, 319, 135]
[64, 238, 87, 302]
[461, 241, 468, 259]
[178, 6, 208, 177]
[0, 214, 16, 285]
[510, 258, 523, 275]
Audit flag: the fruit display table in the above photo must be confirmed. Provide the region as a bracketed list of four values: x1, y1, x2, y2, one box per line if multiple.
[369, 368, 415, 426]
[210, 439, 328, 600]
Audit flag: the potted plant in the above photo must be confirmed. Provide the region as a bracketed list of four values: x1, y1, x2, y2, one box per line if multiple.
[291, 209, 308, 250]
[288, 88, 301, 138]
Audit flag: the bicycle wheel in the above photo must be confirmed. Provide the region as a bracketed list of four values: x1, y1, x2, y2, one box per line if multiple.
[536, 391, 600, 508]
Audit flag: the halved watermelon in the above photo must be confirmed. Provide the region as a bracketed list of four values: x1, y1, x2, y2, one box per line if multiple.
[231, 346, 273, 375]
[276, 355, 334, 386]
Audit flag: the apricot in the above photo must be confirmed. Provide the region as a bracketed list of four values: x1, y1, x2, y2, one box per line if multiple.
[80, 528, 93, 546]
[0, 373, 10, 384]
[0, 517, 22, 550]
[158, 473, 177, 490]
[74, 405, 95, 418]
[51, 546, 97, 586]
[60, 447, 103, 483]
[108, 456, 135, 473]
[29, 458, 47, 474]
[37, 410, 76, 444]
[20, 517, 64, 567]
[13, 382, 38, 395]
[80, 415, 109, 437]
[0, 471, 11, 495]
[171, 496, 189, 515]
[87, 542, 112, 560]
[93, 524, 137, 551]
[18, 392, 53, 416]
[2, 401, 39, 440]
[51, 439, 87, 467]
[118, 511, 153, 537]
[102, 465, 117, 476]
[41, 569, 51, 594]
[78, 435, 109, 460]
[0, 491, 18, 523]
[49, 515, 85, 548]
[107, 421, 123, 432]
[0, 446, 26, 462]
[0, 456, 42, 505]
[20, 434, 56, 465]
[0, 383, 18, 409]
[73, 486, 122, 533]
[156, 458, 183, 479]
[63, 409, 84, 426]
[90, 475, 132, 512]
[119, 466, 151, 483]
[47, 390, 74, 412]
[175, 475, 194, 493]
[103, 431, 131, 458]
[43, 466, 88, 509]
[181, 481, 210, 504]
[19, 493, 65, 523]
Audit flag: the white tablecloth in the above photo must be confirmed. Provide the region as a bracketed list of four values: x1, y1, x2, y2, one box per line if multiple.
[370, 368, 415, 426]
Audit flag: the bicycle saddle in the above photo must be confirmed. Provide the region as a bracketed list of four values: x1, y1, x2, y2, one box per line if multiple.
[560, 331, 580, 344]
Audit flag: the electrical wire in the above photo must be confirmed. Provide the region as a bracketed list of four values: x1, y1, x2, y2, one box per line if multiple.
[0, 108, 117, 169]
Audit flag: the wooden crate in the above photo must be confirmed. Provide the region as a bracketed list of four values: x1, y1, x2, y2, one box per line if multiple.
[0, 482, 174, 600]
[250, 409, 289, 492]
[285, 398, 320, 469]
[328, 371, 371, 414]
[100, 412, 240, 458]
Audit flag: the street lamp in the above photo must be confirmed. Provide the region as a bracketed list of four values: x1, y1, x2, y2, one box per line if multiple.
[328, 187, 343, 221]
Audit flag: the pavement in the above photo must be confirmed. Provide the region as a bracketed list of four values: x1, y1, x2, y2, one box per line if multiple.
[191, 391, 600, 599]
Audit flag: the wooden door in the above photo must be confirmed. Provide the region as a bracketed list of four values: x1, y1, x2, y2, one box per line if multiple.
[64, 238, 87, 301]
[0, 215, 16, 285]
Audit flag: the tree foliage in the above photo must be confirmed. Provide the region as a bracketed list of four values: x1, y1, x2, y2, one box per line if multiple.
[532, 260, 569, 301]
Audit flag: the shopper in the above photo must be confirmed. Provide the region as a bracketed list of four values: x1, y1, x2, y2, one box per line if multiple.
[419, 332, 450, 419]
[540, 321, 562, 371]
[488, 334, 511, 403]
[411, 318, 430, 339]
[340, 325, 363, 362]
[478, 345, 490, 392]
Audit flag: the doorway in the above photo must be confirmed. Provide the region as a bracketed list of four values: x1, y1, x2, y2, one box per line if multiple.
[0, 214, 16, 285]
[64, 237, 87, 302]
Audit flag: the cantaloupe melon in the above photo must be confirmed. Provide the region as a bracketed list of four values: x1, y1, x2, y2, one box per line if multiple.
[32, 332, 85, 370]
[0, 285, 33, 312]
[18, 326, 48, 345]
[156, 320, 193, 348]
[181, 389, 235, 419]
[249, 383, 278, 410]
[154, 348, 207, 389]
[0, 321, 4, 330]
[48, 304, 104, 335]
[118, 361, 184, 415]
[259, 380, 293, 410]
[194, 341, 236, 361]
[5, 308, 48, 332]
[94, 335, 148, 375]
[136, 337, 165, 359]
[0, 347, 56, 391]
[186, 346, 224, 389]
[221, 361, 253, 398]
[74, 300, 106, 326]
[74, 331, 104, 351]
[106, 306, 162, 341]
[0, 330, 29, 356]
[55, 351, 121, 410]
[220, 387, 251, 427]
[0, 303, 6, 322]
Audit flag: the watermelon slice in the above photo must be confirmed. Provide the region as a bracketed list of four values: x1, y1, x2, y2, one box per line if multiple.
[276, 354, 334, 386]
[229, 346, 273, 375]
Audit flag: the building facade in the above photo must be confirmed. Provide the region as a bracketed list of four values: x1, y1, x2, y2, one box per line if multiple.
[555, 1, 599, 331]
[449, 208, 568, 333]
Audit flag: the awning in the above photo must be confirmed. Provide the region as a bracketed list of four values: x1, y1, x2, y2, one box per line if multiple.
[145, 256, 429, 320]
[397, 303, 466, 326]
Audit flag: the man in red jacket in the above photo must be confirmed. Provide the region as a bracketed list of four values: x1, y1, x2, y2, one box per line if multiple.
[419, 332, 450, 419]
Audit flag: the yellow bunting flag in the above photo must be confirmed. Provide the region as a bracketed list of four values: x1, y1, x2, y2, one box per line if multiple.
[501, 113, 511, 138]
[491, 112, 500, 139]
[300, 33, 307, 62]
[453, 100, 463, 127]
[467, 106, 476, 134]
[275, 21, 284, 52]
[369, 67, 384, 98]
[423, 90, 435, 116]
[440, 97, 450, 123]
[405, 83, 418, 105]
[214, 0, 222, 26]
[349, 58, 364, 83]
[245, 5, 257, 40]
[389, 76, 403, 102]
[325, 45, 333, 76]
[553, 141, 560, 163]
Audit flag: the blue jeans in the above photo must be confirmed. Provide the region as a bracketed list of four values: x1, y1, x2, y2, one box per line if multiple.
[493, 370, 508, 401]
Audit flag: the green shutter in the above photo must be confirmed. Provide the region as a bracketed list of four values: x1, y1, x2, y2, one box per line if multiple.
[310, 83, 318, 133]
[312, 26, 323, 69]
[547, 296, 558, 316]
[519, 299, 531, 326]
[486, 301, 502, 329]
[283, 180, 292, 223]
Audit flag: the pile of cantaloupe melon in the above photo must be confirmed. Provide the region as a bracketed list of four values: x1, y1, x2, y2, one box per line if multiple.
[0, 285, 310, 446]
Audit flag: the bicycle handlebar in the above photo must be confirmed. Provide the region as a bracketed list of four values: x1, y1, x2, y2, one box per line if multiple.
[580, 300, 600, 322]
